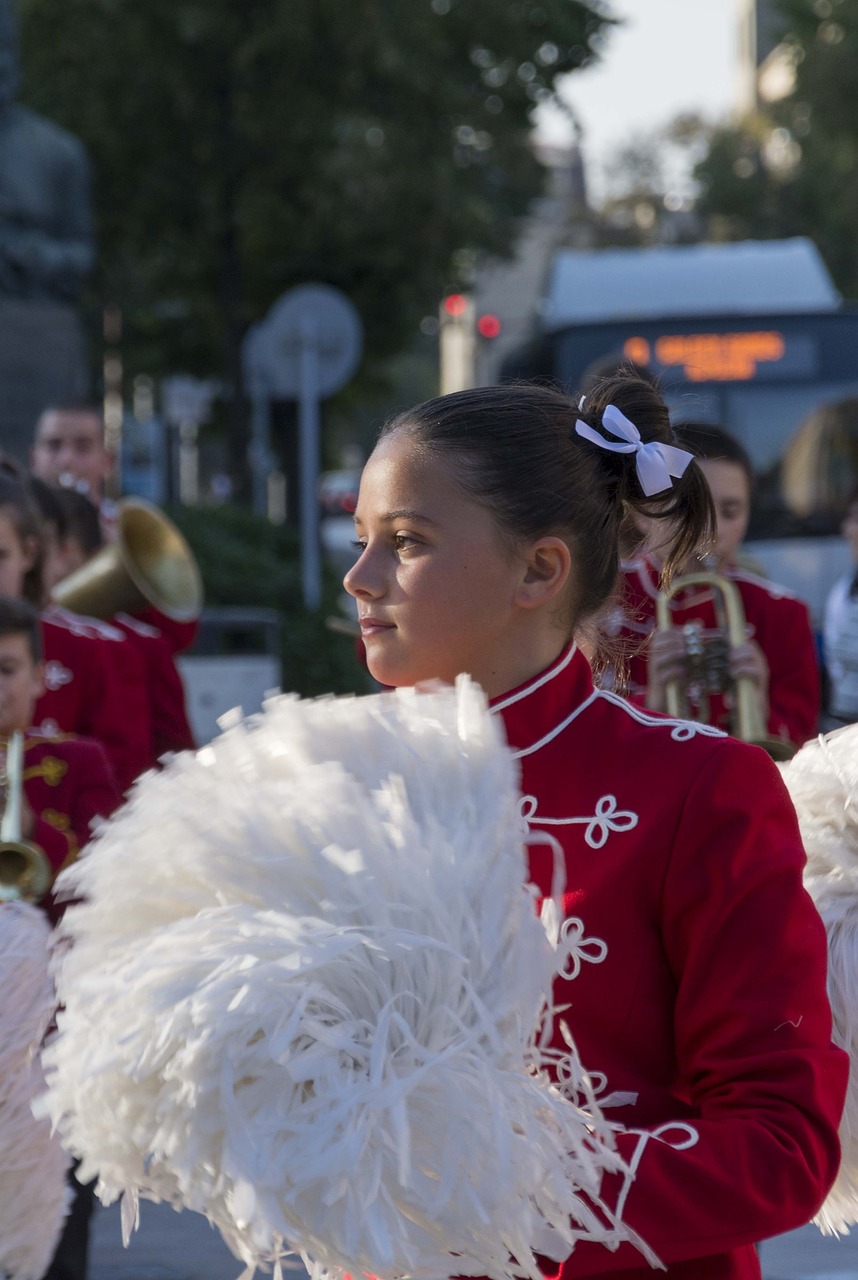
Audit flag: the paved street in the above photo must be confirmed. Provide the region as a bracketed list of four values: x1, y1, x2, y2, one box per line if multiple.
[88, 1199, 858, 1280]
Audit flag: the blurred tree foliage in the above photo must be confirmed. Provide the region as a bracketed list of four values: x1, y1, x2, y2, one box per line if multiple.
[694, 0, 858, 296]
[171, 502, 372, 697]
[17, 0, 611, 490]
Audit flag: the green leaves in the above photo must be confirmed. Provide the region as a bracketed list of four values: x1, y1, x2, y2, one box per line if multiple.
[694, 0, 858, 298]
[18, 0, 609, 384]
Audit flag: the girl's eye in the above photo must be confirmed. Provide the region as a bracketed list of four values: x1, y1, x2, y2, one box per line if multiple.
[394, 534, 417, 551]
[351, 539, 366, 553]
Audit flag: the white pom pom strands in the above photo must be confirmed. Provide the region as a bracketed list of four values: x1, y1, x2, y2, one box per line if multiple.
[42, 680, 645, 1280]
[781, 724, 858, 1234]
[0, 902, 70, 1280]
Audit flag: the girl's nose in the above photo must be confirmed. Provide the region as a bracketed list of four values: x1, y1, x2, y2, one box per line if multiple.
[344, 546, 381, 600]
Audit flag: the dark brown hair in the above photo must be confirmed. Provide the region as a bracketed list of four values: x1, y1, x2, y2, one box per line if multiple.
[673, 421, 753, 491]
[0, 594, 42, 662]
[0, 472, 45, 606]
[381, 372, 714, 630]
[54, 487, 104, 558]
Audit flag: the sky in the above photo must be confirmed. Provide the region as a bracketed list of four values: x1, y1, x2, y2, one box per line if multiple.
[536, 0, 740, 198]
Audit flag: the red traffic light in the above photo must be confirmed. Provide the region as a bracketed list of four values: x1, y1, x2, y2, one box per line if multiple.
[477, 313, 502, 339]
[443, 293, 469, 317]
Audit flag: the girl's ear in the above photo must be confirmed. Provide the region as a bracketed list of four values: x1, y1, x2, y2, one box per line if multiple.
[516, 536, 572, 610]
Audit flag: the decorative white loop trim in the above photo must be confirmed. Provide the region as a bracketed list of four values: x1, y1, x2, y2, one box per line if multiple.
[510, 690, 600, 759]
[520, 792, 638, 850]
[596, 689, 726, 740]
[492, 642, 577, 712]
[650, 1120, 700, 1151]
[44, 660, 73, 692]
[557, 915, 609, 980]
[553, 1062, 638, 1111]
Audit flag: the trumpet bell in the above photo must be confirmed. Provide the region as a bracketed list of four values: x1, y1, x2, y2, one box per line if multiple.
[0, 840, 52, 903]
[53, 498, 203, 623]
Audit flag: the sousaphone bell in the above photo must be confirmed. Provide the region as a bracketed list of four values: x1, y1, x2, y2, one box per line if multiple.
[52, 497, 203, 623]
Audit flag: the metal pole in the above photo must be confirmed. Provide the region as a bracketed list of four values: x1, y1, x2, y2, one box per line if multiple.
[299, 320, 322, 611]
[249, 386, 271, 516]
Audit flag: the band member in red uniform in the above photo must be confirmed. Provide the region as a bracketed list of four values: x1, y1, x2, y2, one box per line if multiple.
[30, 404, 198, 654]
[615, 423, 819, 750]
[344, 374, 847, 1278]
[0, 471, 145, 792]
[0, 594, 119, 912]
[43, 484, 195, 759]
[0, 593, 119, 1280]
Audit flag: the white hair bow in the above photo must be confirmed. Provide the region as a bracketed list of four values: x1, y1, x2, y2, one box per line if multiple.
[574, 403, 694, 497]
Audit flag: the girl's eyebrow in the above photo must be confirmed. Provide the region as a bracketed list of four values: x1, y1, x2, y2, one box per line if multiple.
[353, 509, 439, 527]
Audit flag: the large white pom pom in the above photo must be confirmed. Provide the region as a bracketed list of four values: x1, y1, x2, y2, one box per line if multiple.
[43, 681, 642, 1280]
[781, 725, 858, 1233]
[0, 901, 70, 1280]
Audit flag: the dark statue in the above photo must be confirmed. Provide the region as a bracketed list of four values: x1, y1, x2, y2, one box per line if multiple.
[0, 0, 94, 302]
[0, 0, 94, 459]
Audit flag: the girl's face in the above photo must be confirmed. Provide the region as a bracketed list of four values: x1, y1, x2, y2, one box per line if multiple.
[0, 510, 35, 600]
[698, 458, 750, 568]
[345, 433, 545, 696]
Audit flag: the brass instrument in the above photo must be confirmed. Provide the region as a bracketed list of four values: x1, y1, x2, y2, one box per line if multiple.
[656, 570, 796, 761]
[0, 732, 51, 903]
[52, 497, 203, 623]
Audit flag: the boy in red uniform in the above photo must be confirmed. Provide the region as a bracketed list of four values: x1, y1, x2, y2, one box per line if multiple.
[30, 405, 198, 654]
[615, 423, 820, 750]
[0, 593, 119, 1280]
[42, 483, 195, 760]
[0, 594, 118, 911]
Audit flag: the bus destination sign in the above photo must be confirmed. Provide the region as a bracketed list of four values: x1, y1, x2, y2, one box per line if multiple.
[622, 330, 818, 383]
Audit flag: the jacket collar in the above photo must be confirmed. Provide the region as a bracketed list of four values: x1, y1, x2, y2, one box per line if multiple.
[491, 643, 596, 757]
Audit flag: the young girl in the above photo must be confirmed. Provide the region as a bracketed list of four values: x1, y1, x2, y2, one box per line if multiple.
[0, 471, 146, 792]
[344, 372, 848, 1278]
[617, 423, 819, 751]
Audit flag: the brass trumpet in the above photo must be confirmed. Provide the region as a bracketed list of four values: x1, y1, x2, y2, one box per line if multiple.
[52, 497, 203, 623]
[656, 571, 796, 762]
[0, 732, 51, 903]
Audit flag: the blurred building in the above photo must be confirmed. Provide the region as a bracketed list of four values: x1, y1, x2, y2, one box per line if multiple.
[736, 0, 796, 111]
[472, 143, 592, 386]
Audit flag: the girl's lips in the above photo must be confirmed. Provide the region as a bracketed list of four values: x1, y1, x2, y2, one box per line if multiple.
[359, 617, 395, 635]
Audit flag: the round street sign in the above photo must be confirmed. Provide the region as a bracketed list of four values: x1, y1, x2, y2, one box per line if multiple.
[261, 284, 363, 399]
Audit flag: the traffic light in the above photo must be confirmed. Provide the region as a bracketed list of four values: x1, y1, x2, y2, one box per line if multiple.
[476, 313, 502, 340]
[442, 293, 470, 319]
[439, 293, 476, 394]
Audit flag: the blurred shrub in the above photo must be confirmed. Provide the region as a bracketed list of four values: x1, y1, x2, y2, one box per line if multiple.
[171, 504, 371, 698]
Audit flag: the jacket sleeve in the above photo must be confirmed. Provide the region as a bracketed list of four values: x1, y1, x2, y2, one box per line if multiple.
[564, 744, 848, 1274]
[763, 598, 820, 747]
[76, 634, 149, 794]
[146, 632, 196, 757]
[38, 738, 120, 925]
[136, 606, 199, 655]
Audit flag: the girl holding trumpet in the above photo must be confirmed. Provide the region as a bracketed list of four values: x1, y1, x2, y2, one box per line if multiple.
[344, 370, 847, 1278]
[617, 424, 820, 752]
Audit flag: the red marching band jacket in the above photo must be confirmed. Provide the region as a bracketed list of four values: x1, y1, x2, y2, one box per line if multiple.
[614, 557, 820, 750]
[491, 643, 846, 1279]
[35, 605, 195, 796]
[36, 606, 150, 794]
[16, 730, 120, 925]
[112, 612, 195, 759]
